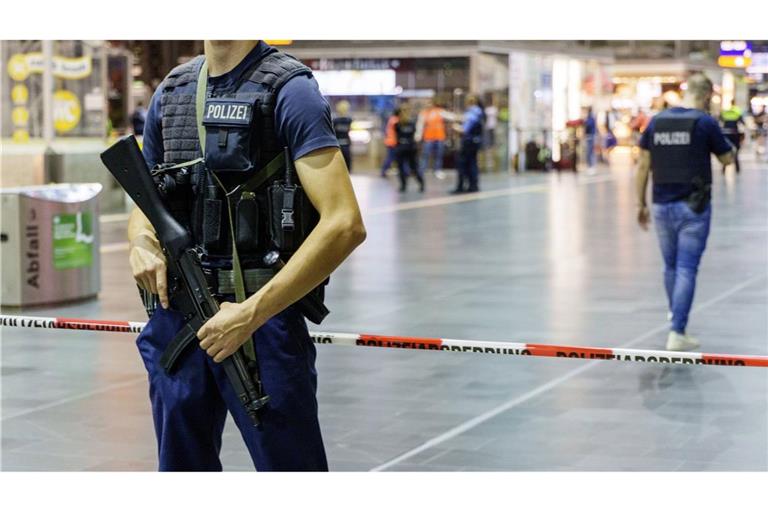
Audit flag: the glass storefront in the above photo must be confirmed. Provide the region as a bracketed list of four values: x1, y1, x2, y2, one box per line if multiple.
[2, 40, 107, 141]
[305, 56, 471, 172]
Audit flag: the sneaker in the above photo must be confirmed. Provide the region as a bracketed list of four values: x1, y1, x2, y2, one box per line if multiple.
[667, 311, 673, 322]
[435, 170, 446, 180]
[666, 331, 700, 352]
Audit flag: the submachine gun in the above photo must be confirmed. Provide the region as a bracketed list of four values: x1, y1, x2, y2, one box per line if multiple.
[100, 135, 270, 426]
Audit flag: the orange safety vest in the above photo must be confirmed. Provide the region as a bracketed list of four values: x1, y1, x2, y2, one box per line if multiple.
[422, 107, 446, 142]
[385, 115, 399, 147]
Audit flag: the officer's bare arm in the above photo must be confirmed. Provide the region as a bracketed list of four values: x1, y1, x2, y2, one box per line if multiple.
[636, 149, 651, 206]
[716, 149, 734, 166]
[127, 207, 169, 308]
[244, 146, 366, 328]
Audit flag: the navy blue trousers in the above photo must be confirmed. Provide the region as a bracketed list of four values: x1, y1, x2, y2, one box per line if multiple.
[136, 303, 328, 471]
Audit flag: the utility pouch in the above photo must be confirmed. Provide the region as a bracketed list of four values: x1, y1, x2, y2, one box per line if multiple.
[235, 191, 260, 253]
[202, 184, 225, 252]
[202, 96, 257, 173]
[268, 182, 297, 253]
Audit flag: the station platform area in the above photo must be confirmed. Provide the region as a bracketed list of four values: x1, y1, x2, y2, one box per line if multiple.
[2, 152, 767, 471]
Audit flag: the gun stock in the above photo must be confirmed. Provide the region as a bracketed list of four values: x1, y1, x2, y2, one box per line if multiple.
[100, 135, 190, 259]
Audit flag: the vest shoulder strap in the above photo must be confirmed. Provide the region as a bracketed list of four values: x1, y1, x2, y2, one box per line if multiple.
[163, 55, 205, 89]
[246, 51, 313, 94]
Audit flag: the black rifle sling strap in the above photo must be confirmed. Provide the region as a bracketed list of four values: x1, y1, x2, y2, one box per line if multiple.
[195, 59, 283, 363]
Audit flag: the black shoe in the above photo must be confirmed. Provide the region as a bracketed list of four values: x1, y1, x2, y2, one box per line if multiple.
[467, 187, 479, 193]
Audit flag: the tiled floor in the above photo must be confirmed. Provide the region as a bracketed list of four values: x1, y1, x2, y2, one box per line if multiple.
[2, 150, 767, 471]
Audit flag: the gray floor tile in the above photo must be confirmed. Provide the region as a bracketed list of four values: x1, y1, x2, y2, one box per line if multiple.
[3, 155, 767, 471]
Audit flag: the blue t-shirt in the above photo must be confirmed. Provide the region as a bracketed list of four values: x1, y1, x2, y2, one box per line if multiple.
[461, 105, 484, 145]
[141, 41, 338, 169]
[584, 114, 596, 136]
[639, 107, 732, 204]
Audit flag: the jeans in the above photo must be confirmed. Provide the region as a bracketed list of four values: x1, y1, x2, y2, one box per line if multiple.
[585, 134, 596, 167]
[419, 140, 445, 173]
[652, 201, 712, 334]
[380, 146, 397, 176]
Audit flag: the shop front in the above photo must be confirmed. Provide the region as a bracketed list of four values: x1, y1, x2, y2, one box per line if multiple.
[507, 49, 613, 172]
[296, 54, 472, 172]
[1, 40, 128, 211]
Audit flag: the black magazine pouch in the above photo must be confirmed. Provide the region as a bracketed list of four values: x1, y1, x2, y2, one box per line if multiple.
[235, 191, 260, 253]
[202, 96, 257, 173]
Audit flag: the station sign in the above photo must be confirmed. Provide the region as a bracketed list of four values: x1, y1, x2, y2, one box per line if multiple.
[307, 58, 402, 71]
[718, 41, 752, 68]
[6, 53, 92, 81]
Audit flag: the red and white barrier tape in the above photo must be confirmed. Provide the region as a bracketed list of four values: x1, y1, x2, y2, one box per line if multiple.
[1, 314, 767, 368]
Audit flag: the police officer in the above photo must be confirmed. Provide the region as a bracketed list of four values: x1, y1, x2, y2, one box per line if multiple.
[394, 103, 424, 193]
[719, 101, 744, 174]
[380, 107, 400, 178]
[451, 94, 484, 194]
[636, 73, 733, 352]
[332, 100, 353, 172]
[127, 40, 366, 471]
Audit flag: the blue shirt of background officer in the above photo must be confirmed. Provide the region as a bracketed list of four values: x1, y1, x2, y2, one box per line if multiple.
[636, 73, 734, 352]
[127, 40, 367, 471]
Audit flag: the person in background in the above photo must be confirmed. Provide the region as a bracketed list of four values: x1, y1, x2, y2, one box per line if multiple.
[131, 101, 148, 136]
[636, 73, 734, 352]
[483, 98, 498, 172]
[395, 104, 424, 193]
[754, 105, 767, 157]
[451, 94, 485, 194]
[333, 100, 353, 173]
[380, 107, 400, 178]
[719, 100, 745, 174]
[417, 99, 448, 179]
[583, 106, 597, 174]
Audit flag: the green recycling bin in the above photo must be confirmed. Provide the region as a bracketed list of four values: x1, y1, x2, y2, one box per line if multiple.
[1, 183, 102, 306]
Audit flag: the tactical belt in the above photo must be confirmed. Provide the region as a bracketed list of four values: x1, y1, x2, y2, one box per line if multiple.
[203, 267, 276, 296]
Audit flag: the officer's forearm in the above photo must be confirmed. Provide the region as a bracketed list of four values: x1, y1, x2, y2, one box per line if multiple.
[636, 151, 651, 207]
[127, 207, 159, 246]
[244, 213, 365, 329]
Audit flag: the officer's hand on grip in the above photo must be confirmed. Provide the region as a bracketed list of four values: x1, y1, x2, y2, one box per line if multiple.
[197, 302, 260, 363]
[637, 205, 651, 231]
[129, 231, 170, 309]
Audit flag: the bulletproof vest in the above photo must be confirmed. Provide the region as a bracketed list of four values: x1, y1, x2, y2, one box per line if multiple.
[396, 120, 416, 146]
[650, 110, 709, 185]
[158, 48, 315, 264]
[333, 116, 352, 145]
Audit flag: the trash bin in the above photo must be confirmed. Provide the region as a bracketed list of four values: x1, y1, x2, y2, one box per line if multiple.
[1, 183, 102, 306]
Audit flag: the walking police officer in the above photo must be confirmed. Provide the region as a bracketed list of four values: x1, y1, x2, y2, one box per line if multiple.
[719, 101, 745, 174]
[636, 73, 733, 352]
[127, 40, 366, 471]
